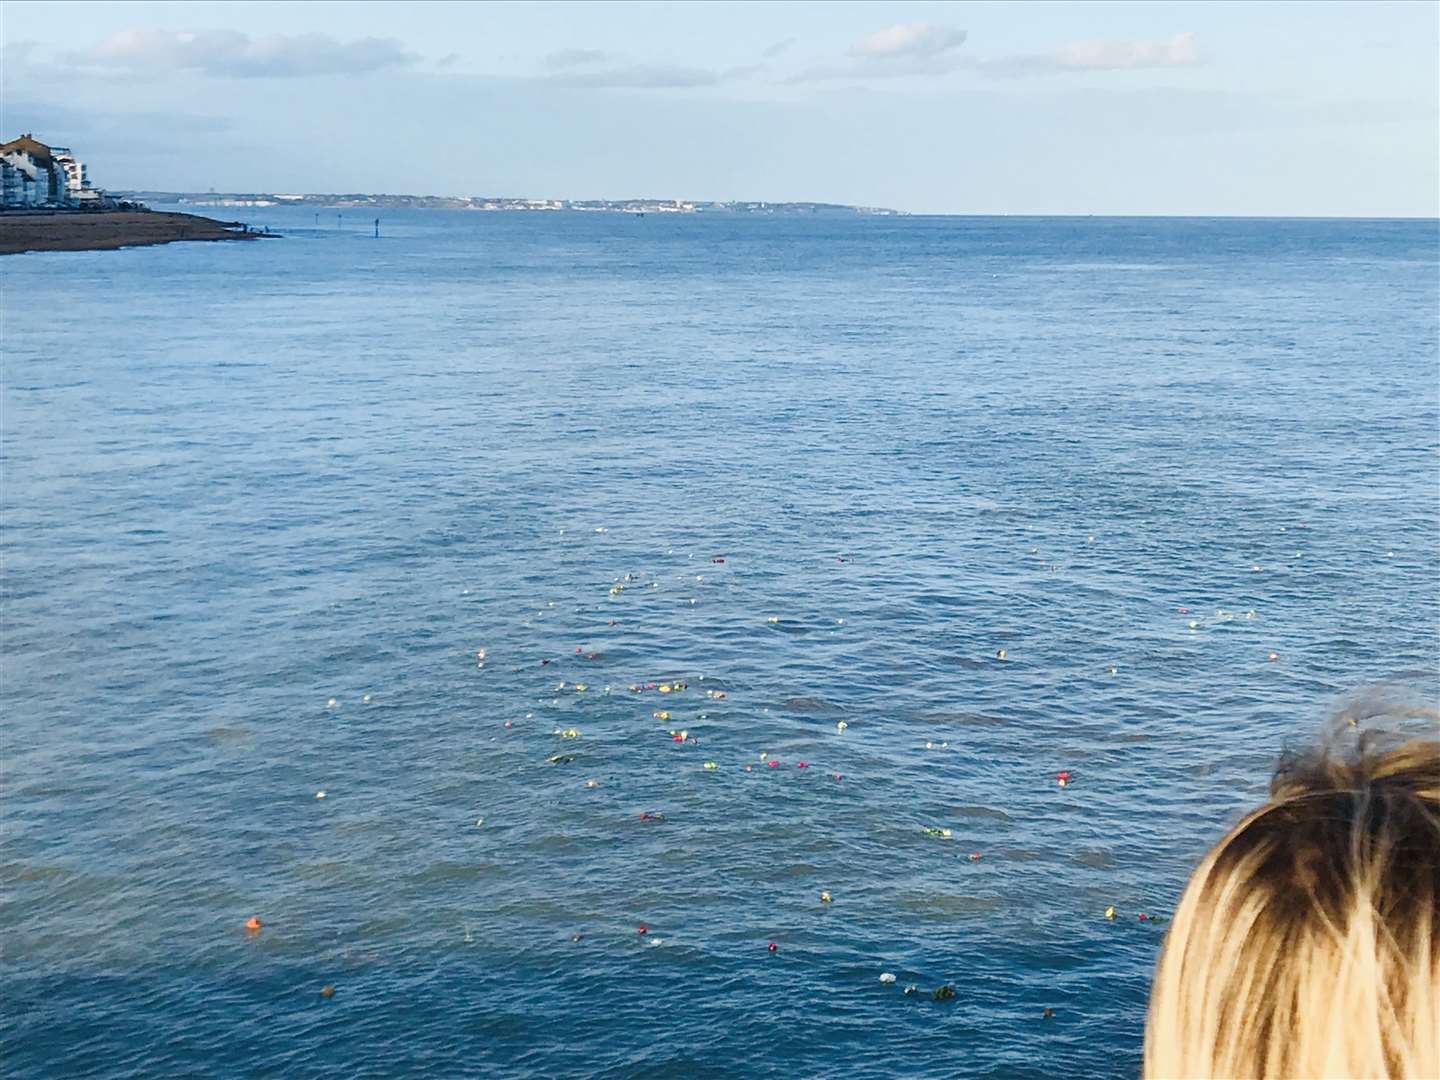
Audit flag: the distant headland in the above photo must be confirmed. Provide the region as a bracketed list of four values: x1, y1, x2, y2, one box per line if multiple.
[1, 133, 262, 254]
[125, 191, 906, 216]
[0, 210, 266, 255]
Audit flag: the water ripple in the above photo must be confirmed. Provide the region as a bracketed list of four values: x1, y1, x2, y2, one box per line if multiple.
[2, 212, 1437, 1078]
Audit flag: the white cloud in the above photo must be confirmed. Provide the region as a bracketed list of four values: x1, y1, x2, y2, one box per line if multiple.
[853, 22, 968, 59]
[787, 25, 1200, 84]
[990, 32, 1203, 75]
[788, 22, 968, 82]
[73, 29, 418, 78]
[1056, 31, 1200, 70]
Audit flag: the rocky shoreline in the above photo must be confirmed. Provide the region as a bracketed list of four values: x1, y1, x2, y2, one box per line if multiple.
[0, 211, 267, 254]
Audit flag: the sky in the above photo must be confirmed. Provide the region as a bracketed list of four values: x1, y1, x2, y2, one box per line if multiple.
[2, 0, 1437, 215]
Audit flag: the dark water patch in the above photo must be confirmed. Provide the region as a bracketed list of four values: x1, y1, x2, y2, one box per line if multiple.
[781, 696, 844, 714]
[0, 862, 75, 884]
[897, 894, 1007, 916]
[924, 711, 1014, 728]
[950, 805, 1013, 822]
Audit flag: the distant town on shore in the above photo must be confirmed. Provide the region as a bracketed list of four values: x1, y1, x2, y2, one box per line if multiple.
[2, 131, 901, 218]
[1, 130, 905, 254]
[125, 191, 905, 216]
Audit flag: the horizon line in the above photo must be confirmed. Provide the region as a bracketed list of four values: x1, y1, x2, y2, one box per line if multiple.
[120, 191, 1440, 222]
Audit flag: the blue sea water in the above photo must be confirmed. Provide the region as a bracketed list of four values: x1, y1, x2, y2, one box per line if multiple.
[3, 210, 1438, 1078]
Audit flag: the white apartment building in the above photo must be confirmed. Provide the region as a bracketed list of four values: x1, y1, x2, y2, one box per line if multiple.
[0, 134, 102, 208]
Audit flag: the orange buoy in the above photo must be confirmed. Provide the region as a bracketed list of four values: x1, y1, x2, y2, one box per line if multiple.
[244, 916, 262, 932]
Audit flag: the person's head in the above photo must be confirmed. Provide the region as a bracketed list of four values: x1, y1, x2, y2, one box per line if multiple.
[1144, 724, 1439, 1079]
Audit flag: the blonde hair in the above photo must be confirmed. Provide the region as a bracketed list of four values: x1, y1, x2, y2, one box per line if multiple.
[1144, 726, 1440, 1079]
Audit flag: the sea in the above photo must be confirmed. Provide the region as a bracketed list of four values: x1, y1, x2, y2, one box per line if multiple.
[3, 209, 1438, 1079]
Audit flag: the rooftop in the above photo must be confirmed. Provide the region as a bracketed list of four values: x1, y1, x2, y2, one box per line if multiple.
[0, 134, 55, 166]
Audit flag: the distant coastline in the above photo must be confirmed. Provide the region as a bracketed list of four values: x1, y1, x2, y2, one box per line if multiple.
[0, 210, 265, 255]
[123, 191, 905, 216]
